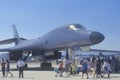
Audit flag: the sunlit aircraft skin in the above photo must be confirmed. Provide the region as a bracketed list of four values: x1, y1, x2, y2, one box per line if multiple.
[0, 24, 104, 52]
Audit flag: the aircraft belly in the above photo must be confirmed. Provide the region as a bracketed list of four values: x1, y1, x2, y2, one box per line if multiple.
[10, 44, 39, 51]
[39, 39, 91, 50]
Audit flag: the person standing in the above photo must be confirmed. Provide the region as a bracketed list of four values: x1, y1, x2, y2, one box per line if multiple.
[102, 60, 111, 78]
[101, 60, 108, 78]
[58, 61, 64, 77]
[106, 61, 111, 78]
[1, 59, 6, 77]
[65, 59, 70, 77]
[82, 60, 89, 79]
[6, 60, 13, 77]
[96, 57, 102, 78]
[17, 58, 25, 78]
[91, 58, 97, 78]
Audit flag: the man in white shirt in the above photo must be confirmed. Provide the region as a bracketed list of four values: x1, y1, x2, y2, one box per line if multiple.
[17, 58, 25, 78]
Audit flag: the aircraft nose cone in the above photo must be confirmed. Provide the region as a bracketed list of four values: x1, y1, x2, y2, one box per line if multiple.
[90, 31, 105, 44]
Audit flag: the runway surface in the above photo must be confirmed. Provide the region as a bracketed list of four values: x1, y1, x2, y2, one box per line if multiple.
[0, 62, 119, 80]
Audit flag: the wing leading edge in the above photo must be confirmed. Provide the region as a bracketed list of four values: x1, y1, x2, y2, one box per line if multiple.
[0, 38, 17, 45]
[0, 38, 26, 45]
[0, 48, 11, 52]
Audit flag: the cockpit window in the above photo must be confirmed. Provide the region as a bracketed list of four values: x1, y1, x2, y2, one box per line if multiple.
[68, 24, 86, 30]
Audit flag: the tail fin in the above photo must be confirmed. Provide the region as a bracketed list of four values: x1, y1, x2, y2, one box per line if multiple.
[0, 25, 26, 46]
[12, 24, 21, 45]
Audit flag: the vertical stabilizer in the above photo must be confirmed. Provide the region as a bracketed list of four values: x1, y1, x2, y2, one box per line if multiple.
[12, 24, 21, 45]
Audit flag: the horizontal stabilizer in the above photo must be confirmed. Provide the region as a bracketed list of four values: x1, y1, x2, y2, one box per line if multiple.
[20, 38, 26, 40]
[0, 38, 26, 45]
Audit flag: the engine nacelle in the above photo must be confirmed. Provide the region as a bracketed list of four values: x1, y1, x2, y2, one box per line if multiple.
[10, 52, 22, 60]
[31, 50, 62, 61]
[44, 50, 61, 60]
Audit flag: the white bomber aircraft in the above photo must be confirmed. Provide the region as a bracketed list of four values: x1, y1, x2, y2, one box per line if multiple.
[0, 24, 105, 61]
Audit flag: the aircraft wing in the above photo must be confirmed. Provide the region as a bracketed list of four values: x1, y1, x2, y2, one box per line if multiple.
[0, 38, 26, 45]
[0, 38, 17, 45]
[0, 48, 11, 52]
[90, 49, 120, 53]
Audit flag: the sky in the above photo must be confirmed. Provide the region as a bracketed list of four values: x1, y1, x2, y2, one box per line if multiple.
[0, 0, 120, 51]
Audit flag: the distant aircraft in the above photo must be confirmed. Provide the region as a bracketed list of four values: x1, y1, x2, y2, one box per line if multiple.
[0, 24, 105, 62]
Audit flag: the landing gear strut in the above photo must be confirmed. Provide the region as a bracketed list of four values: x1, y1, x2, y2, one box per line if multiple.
[23, 51, 31, 61]
[66, 48, 75, 63]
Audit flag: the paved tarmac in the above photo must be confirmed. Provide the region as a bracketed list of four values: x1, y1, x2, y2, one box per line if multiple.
[0, 70, 120, 80]
[0, 62, 119, 80]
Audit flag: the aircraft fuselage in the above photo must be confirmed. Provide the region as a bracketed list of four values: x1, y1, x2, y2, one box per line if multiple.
[10, 24, 104, 51]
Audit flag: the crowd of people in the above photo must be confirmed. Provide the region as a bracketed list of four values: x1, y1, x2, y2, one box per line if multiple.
[80, 56, 112, 79]
[54, 55, 120, 79]
[0, 58, 25, 78]
[0, 59, 13, 77]
[0, 55, 119, 79]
